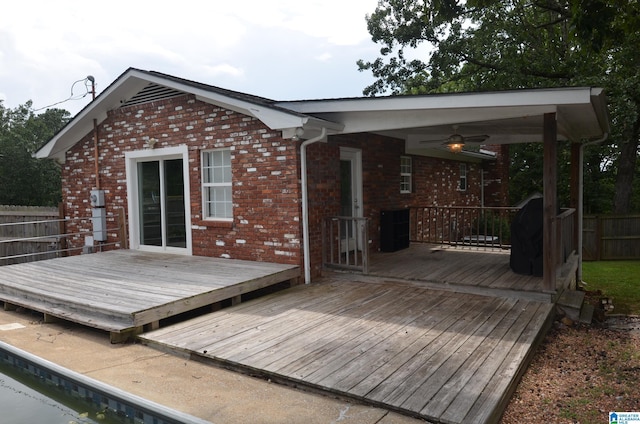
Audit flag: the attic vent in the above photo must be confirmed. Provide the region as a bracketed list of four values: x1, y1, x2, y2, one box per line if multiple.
[120, 83, 185, 108]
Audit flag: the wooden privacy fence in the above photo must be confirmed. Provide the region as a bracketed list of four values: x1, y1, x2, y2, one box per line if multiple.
[0, 205, 128, 266]
[583, 215, 640, 260]
[0, 205, 61, 265]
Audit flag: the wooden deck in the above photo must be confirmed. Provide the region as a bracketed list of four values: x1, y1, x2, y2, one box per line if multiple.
[369, 243, 552, 302]
[140, 277, 555, 423]
[0, 250, 300, 341]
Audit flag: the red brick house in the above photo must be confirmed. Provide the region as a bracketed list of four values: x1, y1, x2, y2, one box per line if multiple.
[36, 68, 608, 286]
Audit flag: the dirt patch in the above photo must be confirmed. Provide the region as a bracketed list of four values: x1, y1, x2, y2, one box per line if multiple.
[501, 309, 640, 423]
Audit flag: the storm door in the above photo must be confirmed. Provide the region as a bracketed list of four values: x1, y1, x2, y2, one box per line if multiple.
[339, 147, 363, 251]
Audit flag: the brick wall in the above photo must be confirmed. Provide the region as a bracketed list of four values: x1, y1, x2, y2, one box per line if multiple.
[61, 94, 302, 265]
[60, 93, 510, 280]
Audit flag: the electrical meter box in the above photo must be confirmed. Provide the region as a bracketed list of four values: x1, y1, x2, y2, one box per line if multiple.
[92, 207, 107, 241]
[90, 189, 105, 207]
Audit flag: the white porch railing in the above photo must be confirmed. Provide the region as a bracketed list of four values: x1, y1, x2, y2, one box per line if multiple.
[322, 216, 370, 273]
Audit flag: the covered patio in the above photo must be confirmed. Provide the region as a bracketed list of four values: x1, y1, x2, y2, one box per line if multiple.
[295, 87, 609, 290]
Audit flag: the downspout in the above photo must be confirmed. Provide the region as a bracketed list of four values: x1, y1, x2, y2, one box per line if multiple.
[300, 127, 327, 284]
[577, 132, 609, 282]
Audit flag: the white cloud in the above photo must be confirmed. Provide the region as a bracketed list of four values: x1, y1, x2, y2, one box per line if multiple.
[315, 53, 333, 62]
[0, 0, 381, 114]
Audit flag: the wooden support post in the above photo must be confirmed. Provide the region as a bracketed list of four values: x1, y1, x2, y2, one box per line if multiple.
[117, 206, 128, 249]
[44, 313, 62, 324]
[144, 321, 160, 332]
[543, 113, 558, 292]
[58, 202, 68, 257]
[231, 295, 242, 306]
[110, 326, 143, 344]
[3, 302, 18, 312]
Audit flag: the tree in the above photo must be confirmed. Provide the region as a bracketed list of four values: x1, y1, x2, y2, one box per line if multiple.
[0, 101, 69, 206]
[358, 0, 640, 213]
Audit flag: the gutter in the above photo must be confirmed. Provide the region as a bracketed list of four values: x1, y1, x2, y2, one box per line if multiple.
[300, 127, 327, 284]
[577, 132, 609, 282]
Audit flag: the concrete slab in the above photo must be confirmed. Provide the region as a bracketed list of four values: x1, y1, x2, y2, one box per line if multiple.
[0, 306, 427, 423]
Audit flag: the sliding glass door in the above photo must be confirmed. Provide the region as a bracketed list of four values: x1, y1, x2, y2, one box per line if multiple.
[126, 146, 191, 253]
[137, 158, 186, 248]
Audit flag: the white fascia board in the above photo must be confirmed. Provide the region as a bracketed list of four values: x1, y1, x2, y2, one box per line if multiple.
[105, 71, 343, 135]
[277, 87, 595, 114]
[35, 69, 337, 160]
[35, 71, 152, 160]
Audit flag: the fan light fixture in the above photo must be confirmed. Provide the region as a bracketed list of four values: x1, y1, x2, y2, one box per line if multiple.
[446, 134, 464, 153]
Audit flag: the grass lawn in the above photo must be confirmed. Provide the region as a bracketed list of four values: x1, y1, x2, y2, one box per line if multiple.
[582, 260, 640, 315]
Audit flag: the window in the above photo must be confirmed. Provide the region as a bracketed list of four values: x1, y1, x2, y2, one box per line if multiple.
[202, 149, 232, 220]
[459, 164, 467, 191]
[400, 156, 412, 193]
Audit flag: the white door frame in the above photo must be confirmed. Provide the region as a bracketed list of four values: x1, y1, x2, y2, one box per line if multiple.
[125, 145, 192, 254]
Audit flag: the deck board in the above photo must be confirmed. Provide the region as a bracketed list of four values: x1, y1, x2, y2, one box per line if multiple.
[368, 244, 548, 302]
[140, 278, 554, 423]
[0, 250, 300, 333]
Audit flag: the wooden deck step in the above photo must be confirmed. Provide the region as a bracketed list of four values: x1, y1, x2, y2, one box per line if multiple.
[556, 289, 586, 322]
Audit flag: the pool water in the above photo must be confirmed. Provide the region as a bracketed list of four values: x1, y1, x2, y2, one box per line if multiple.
[0, 341, 208, 424]
[0, 364, 108, 424]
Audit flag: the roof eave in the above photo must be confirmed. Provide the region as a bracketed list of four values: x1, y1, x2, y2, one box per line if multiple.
[35, 68, 337, 161]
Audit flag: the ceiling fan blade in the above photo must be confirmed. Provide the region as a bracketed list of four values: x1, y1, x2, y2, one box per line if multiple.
[418, 138, 448, 144]
[464, 135, 490, 143]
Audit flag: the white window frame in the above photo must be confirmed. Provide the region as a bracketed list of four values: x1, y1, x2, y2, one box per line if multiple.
[400, 156, 412, 194]
[201, 148, 233, 221]
[459, 163, 468, 191]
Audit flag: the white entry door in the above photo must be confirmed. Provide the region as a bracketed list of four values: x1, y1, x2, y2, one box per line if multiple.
[339, 147, 363, 250]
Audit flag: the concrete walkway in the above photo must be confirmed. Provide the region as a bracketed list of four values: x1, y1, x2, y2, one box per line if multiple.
[0, 307, 425, 424]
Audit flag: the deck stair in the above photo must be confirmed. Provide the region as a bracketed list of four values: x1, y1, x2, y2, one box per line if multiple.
[556, 289, 594, 324]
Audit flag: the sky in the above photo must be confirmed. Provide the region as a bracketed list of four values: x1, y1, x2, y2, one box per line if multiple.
[1, 0, 382, 116]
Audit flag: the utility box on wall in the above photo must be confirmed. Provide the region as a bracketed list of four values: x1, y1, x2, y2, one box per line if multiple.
[90, 189, 107, 241]
[90, 189, 105, 207]
[92, 207, 107, 241]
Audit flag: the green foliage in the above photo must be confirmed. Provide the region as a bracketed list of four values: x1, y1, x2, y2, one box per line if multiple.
[472, 210, 511, 242]
[0, 101, 69, 206]
[359, 0, 640, 213]
[582, 261, 640, 315]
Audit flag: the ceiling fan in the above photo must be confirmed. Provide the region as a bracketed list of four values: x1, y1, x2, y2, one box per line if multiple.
[419, 126, 489, 153]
